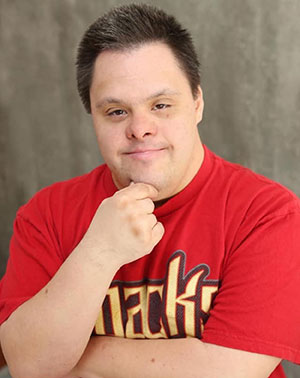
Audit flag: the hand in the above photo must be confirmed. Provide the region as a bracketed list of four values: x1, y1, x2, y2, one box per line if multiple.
[80, 183, 165, 268]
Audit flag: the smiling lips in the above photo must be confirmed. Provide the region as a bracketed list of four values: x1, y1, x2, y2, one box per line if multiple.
[124, 147, 167, 160]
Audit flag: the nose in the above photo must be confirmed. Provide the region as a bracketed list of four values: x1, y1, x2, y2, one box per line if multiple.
[125, 112, 157, 140]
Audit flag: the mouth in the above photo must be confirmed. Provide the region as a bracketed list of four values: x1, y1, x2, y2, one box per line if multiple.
[124, 147, 167, 160]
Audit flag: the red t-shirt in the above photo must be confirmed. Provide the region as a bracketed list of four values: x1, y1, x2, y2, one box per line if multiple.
[1, 145, 299, 377]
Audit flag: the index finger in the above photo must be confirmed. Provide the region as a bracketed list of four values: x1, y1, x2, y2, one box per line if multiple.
[123, 182, 159, 200]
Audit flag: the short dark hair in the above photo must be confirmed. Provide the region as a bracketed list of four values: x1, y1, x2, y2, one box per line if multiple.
[76, 3, 201, 113]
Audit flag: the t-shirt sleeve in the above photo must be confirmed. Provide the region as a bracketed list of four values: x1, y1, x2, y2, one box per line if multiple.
[0, 211, 63, 325]
[202, 210, 300, 364]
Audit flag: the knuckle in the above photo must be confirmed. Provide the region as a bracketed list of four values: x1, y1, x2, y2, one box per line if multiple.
[146, 198, 155, 213]
[158, 222, 165, 236]
[128, 212, 138, 224]
[115, 193, 130, 209]
[138, 183, 156, 197]
[132, 224, 147, 243]
[145, 184, 156, 197]
[132, 225, 141, 238]
[153, 221, 164, 237]
[140, 230, 151, 244]
[158, 221, 165, 231]
[149, 213, 157, 226]
[130, 216, 151, 242]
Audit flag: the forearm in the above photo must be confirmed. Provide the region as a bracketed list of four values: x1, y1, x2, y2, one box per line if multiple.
[73, 336, 209, 378]
[0, 183, 164, 378]
[0, 243, 118, 378]
[73, 336, 280, 378]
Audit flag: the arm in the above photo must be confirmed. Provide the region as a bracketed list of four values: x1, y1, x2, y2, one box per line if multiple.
[0, 242, 117, 378]
[71, 336, 281, 378]
[0, 184, 164, 378]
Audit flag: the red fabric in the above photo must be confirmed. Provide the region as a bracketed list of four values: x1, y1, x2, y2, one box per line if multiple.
[1, 145, 299, 377]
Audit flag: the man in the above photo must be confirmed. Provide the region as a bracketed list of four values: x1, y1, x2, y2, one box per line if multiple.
[0, 4, 299, 378]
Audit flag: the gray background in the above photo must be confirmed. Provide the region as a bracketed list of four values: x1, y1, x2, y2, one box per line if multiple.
[0, 0, 299, 376]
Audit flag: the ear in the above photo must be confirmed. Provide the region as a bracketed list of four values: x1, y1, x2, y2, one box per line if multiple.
[194, 85, 204, 124]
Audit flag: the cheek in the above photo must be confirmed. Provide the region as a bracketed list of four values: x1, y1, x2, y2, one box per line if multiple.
[95, 128, 124, 163]
[164, 118, 195, 147]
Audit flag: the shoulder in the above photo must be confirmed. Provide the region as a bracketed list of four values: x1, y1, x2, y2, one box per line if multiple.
[210, 150, 300, 218]
[17, 164, 109, 223]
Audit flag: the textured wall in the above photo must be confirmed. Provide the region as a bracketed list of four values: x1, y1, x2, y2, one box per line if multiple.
[0, 0, 299, 375]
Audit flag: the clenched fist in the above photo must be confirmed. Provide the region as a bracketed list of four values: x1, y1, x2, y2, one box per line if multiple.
[80, 183, 165, 268]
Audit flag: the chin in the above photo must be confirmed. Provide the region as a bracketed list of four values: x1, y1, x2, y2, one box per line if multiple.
[134, 179, 175, 200]
[131, 177, 161, 191]
[114, 170, 174, 196]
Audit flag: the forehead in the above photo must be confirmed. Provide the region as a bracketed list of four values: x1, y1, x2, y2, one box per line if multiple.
[90, 42, 193, 102]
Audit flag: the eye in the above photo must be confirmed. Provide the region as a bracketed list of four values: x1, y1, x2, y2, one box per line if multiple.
[153, 103, 171, 111]
[107, 109, 127, 117]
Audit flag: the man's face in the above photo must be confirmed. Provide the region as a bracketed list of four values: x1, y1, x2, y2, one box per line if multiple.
[90, 42, 204, 200]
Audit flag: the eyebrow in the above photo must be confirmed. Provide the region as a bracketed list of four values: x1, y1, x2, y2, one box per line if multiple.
[146, 89, 181, 100]
[95, 89, 180, 109]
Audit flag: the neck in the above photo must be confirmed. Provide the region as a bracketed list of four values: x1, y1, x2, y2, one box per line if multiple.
[154, 197, 173, 208]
